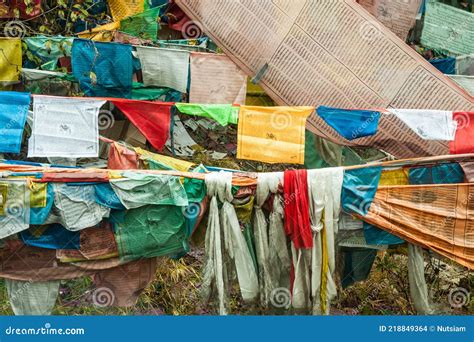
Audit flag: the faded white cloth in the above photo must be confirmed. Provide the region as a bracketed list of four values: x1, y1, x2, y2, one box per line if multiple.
[46, 184, 110, 231]
[0, 180, 30, 239]
[266, 173, 291, 293]
[448, 75, 474, 96]
[136, 47, 190, 93]
[308, 167, 343, 315]
[389, 109, 457, 141]
[253, 173, 282, 308]
[6, 279, 60, 315]
[189, 52, 247, 105]
[28, 96, 105, 158]
[202, 171, 258, 315]
[408, 244, 434, 315]
[291, 243, 311, 311]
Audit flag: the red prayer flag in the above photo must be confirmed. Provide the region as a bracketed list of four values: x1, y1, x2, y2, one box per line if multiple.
[283, 169, 313, 249]
[450, 112, 474, 154]
[110, 99, 173, 151]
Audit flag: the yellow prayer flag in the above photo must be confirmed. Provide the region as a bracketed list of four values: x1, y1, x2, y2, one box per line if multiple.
[135, 147, 195, 172]
[78, 22, 121, 42]
[379, 169, 409, 186]
[29, 182, 48, 208]
[0, 38, 21, 82]
[237, 106, 314, 164]
[0, 184, 7, 215]
[108, 0, 145, 21]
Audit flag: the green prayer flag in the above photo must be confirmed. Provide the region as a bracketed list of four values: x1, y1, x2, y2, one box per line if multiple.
[421, 0, 474, 55]
[175, 103, 239, 126]
[114, 205, 188, 261]
[120, 6, 162, 41]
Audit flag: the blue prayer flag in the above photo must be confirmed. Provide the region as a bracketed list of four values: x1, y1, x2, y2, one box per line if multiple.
[0, 91, 30, 154]
[316, 106, 380, 140]
[72, 39, 133, 98]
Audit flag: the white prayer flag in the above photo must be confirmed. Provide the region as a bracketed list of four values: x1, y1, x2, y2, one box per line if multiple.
[28, 96, 106, 158]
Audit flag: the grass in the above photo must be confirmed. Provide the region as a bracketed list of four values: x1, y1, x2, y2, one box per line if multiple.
[0, 248, 472, 315]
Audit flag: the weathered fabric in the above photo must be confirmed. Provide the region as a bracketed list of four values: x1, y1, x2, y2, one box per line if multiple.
[316, 106, 380, 140]
[408, 244, 434, 315]
[0, 91, 31, 153]
[0, 38, 22, 82]
[20, 224, 80, 250]
[135, 147, 195, 171]
[0, 244, 95, 281]
[202, 172, 258, 315]
[265, 173, 291, 293]
[109, 172, 188, 209]
[108, 142, 139, 170]
[341, 167, 382, 217]
[360, 183, 474, 269]
[92, 257, 157, 307]
[56, 222, 118, 263]
[291, 243, 311, 311]
[109, 0, 145, 21]
[47, 184, 110, 231]
[111, 99, 173, 151]
[450, 112, 474, 154]
[283, 169, 312, 249]
[189, 52, 247, 105]
[253, 174, 277, 308]
[0, 180, 30, 239]
[72, 39, 133, 98]
[120, 6, 162, 41]
[136, 47, 190, 93]
[28, 96, 106, 158]
[308, 167, 343, 315]
[175, 103, 239, 126]
[237, 106, 313, 164]
[24, 36, 73, 69]
[389, 109, 457, 141]
[77, 22, 120, 42]
[113, 205, 187, 261]
[6, 279, 60, 315]
[30, 182, 54, 225]
[421, 0, 474, 55]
